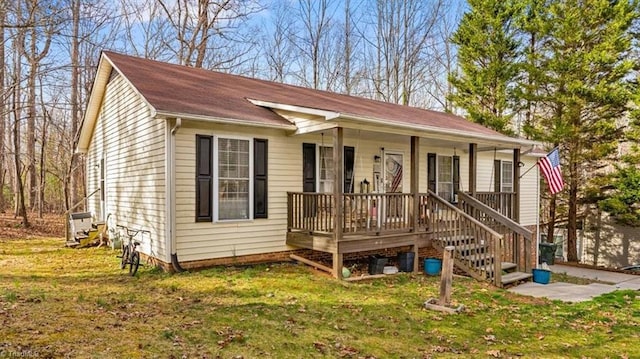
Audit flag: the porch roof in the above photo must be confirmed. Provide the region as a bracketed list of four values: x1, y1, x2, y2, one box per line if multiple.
[78, 51, 539, 153]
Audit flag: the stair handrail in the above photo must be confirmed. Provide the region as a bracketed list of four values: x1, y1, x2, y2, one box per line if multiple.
[458, 192, 532, 241]
[427, 191, 503, 285]
[63, 188, 101, 241]
[427, 191, 503, 239]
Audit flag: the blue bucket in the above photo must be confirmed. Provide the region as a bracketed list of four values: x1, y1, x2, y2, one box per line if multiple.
[532, 269, 551, 284]
[424, 258, 442, 276]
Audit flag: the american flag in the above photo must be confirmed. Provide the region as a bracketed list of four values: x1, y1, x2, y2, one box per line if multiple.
[538, 148, 564, 194]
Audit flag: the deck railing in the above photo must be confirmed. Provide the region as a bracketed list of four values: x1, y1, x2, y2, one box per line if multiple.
[426, 191, 504, 286]
[473, 192, 516, 220]
[287, 192, 416, 236]
[458, 192, 533, 274]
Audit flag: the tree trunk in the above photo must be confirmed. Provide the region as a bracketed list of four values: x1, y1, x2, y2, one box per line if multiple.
[69, 0, 81, 209]
[12, 87, 29, 227]
[566, 152, 579, 262]
[0, 1, 5, 212]
[38, 104, 47, 218]
[546, 195, 556, 244]
[27, 55, 37, 210]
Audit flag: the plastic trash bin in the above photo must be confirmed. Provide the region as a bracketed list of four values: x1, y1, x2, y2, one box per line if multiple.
[538, 243, 557, 265]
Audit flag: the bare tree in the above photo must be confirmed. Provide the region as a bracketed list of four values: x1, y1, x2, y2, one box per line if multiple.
[363, 0, 444, 105]
[157, 0, 262, 68]
[260, 1, 295, 82]
[9, 45, 28, 225]
[423, 5, 461, 112]
[0, 0, 6, 212]
[15, 0, 58, 211]
[69, 0, 81, 210]
[120, 0, 172, 60]
[292, 0, 338, 89]
[37, 75, 47, 217]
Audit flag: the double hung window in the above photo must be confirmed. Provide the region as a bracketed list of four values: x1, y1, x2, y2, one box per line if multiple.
[427, 153, 460, 203]
[196, 135, 268, 222]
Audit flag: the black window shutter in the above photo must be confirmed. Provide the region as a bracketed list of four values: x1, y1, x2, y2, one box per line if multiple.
[302, 143, 316, 193]
[196, 135, 213, 222]
[427, 153, 436, 192]
[453, 155, 460, 194]
[494, 160, 501, 192]
[254, 139, 268, 218]
[344, 146, 355, 193]
[302, 143, 317, 218]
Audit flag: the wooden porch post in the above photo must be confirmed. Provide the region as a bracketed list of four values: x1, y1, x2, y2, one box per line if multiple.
[468, 143, 477, 196]
[513, 149, 521, 222]
[411, 136, 420, 272]
[333, 127, 344, 279]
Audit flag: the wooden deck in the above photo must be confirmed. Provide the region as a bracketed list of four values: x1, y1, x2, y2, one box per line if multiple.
[286, 191, 533, 287]
[286, 230, 431, 254]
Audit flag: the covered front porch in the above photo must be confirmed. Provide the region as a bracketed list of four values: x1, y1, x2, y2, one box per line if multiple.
[285, 127, 534, 286]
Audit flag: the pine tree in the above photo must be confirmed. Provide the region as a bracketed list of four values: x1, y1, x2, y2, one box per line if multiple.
[448, 0, 521, 135]
[526, 0, 639, 261]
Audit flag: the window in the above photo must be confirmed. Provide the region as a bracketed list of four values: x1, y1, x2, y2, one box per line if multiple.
[428, 153, 460, 202]
[218, 138, 250, 220]
[196, 135, 268, 222]
[318, 146, 334, 193]
[437, 156, 453, 201]
[501, 161, 513, 192]
[494, 160, 513, 193]
[302, 143, 356, 194]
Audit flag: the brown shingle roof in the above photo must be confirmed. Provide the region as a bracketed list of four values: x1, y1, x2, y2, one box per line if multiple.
[103, 51, 508, 138]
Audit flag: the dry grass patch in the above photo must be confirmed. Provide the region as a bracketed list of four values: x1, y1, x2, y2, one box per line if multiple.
[1, 237, 639, 358]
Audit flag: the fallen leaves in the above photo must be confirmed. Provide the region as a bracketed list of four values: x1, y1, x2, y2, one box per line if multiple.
[216, 327, 245, 348]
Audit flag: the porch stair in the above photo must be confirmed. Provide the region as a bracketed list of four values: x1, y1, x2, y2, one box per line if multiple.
[433, 237, 532, 287]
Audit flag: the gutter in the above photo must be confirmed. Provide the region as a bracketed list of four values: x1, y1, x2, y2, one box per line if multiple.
[338, 113, 540, 148]
[167, 117, 186, 272]
[155, 110, 297, 131]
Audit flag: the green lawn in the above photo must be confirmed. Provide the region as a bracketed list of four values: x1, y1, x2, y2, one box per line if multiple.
[0, 238, 638, 358]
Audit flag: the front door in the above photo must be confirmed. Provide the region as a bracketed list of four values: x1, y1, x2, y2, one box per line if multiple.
[383, 152, 404, 219]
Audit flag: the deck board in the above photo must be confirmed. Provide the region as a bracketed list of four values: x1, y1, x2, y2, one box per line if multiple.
[287, 231, 432, 254]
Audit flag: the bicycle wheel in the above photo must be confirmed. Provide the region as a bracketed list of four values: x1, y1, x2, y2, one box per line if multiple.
[120, 245, 130, 270]
[129, 251, 140, 276]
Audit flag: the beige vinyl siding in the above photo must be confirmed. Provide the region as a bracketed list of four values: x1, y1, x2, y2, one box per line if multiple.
[518, 156, 539, 226]
[175, 123, 299, 261]
[85, 73, 167, 260]
[175, 127, 419, 262]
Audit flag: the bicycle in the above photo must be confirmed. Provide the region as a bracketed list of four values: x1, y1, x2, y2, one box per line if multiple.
[116, 225, 149, 276]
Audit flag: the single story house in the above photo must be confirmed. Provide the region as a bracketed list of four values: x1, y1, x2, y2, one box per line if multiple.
[76, 51, 542, 286]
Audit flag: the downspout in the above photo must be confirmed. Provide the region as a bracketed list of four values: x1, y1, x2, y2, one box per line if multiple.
[169, 118, 185, 272]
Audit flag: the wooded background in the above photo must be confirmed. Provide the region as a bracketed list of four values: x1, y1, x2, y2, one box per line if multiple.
[0, 0, 638, 262]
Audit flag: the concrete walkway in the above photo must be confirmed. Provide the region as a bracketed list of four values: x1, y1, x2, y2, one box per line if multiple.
[508, 264, 640, 303]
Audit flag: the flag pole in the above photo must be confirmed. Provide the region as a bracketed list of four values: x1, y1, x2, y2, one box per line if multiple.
[519, 162, 538, 179]
[535, 165, 540, 270]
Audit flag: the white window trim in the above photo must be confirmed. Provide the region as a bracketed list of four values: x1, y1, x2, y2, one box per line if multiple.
[436, 154, 453, 201]
[500, 160, 513, 193]
[213, 135, 254, 222]
[317, 145, 334, 194]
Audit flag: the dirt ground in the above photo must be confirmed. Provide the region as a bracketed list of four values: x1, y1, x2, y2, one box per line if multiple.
[0, 212, 65, 239]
